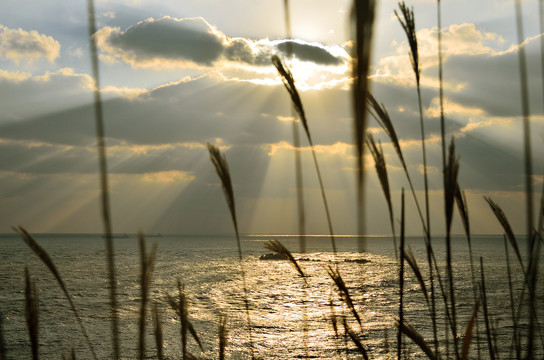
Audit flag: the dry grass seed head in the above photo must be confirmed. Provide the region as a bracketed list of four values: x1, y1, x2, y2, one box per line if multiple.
[264, 240, 307, 281]
[271, 55, 309, 138]
[484, 197, 523, 268]
[395, 1, 420, 83]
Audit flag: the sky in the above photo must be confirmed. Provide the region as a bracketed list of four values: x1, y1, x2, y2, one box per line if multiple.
[0, 0, 543, 236]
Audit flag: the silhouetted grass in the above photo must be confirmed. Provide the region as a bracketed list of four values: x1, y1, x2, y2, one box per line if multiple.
[6, 0, 544, 359]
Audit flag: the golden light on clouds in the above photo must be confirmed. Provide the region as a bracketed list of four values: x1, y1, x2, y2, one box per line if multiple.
[0, 25, 60, 63]
[140, 170, 195, 184]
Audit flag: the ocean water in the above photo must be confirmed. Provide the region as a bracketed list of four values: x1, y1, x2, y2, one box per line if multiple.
[0, 233, 542, 359]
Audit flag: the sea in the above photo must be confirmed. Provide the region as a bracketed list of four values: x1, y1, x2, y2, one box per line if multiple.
[0, 233, 542, 359]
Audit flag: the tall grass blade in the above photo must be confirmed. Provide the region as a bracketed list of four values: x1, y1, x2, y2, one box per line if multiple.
[351, 0, 376, 250]
[0, 312, 5, 360]
[14, 227, 98, 360]
[272, 55, 337, 255]
[138, 233, 158, 360]
[24, 267, 39, 360]
[207, 143, 254, 359]
[367, 134, 397, 258]
[396, 320, 436, 360]
[86, 0, 119, 357]
[479, 258, 496, 360]
[505, 236, 521, 359]
[398, 189, 405, 360]
[514, 1, 537, 354]
[153, 303, 164, 360]
[328, 291, 340, 342]
[460, 301, 479, 360]
[484, 197, 524, 269]
[218, 314, 227, 360]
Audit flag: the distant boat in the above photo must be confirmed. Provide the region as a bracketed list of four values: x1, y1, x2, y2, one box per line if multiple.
[145, 233, 163, 238]
[102, 233, 129, 239]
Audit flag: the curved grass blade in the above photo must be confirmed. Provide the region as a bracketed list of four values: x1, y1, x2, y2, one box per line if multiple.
[404, 246, 429, 306]
[396, 320, 436, 360]
[327, 265, 362, 330]
[484, 197, 524, 269]
[15, 227, 98, 360]
[460, 301, 480, 360]
[343, 318, 369, 360]
[367, 134, 397, 258]
[264, 240, 307, 282]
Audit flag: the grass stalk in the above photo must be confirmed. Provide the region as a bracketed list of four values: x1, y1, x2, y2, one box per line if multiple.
[395, 4, 440, 352]
[218, 314, 227, 360]
[24, 267, 39, 360]
[398, 190, 405, 360]
[504, 236, 521, 360]
[86, 1, 119, 358]
[0, 312, 5, 360]
[272, 55, 337, 256]
[207, 143, 255, 359]
[15, 227, 98, 360]
[152, 303, 164, 360]
[138, 233, 158, 360]
[479, 258, 495, 360]
[395, 1, 431, 244]
[351, 0, 376, 250]
[282, 0, 306, 254]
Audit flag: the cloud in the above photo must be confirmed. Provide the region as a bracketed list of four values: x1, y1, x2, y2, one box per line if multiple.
[140, 170, 194, 183]
[94, 16, 348, 70]
[373, 23, 510, 89]
[0, 25, 60, 63]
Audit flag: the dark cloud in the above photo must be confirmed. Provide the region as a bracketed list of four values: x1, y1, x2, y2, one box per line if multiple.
[276, 40, 343, 65]
[98, 16, 347, 68]
[107, 17, 224, 66]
